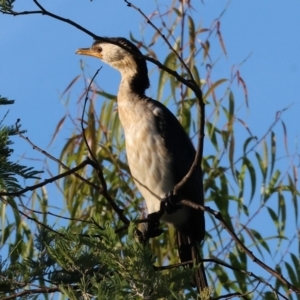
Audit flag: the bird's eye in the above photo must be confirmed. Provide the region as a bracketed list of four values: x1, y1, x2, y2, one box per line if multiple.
[97, 46, 102, 52]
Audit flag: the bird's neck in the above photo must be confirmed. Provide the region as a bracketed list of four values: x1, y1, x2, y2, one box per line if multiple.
[117, 75, 147, 134]
[118, 78, 139, 104]
[117, 66, 148, 97]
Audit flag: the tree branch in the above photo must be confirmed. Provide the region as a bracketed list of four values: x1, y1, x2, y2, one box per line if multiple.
[12, 125, 130, 225]
[1, 286, 60, 300]
[181, 199, 300, 294]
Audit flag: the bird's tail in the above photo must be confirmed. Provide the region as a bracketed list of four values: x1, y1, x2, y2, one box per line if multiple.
[177, 231, 207, 293]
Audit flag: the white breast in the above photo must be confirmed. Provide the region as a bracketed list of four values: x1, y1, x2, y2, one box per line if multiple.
[118, 101, 173, 213]
[117, 97, 191, 227]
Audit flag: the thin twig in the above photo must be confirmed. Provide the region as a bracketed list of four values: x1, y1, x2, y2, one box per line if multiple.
[124, 0, 194, 80]
[1, 2, 200, 101]
[1, 286, 60, 300]
[15, 126, 100, 190]
[204, 258, 288, 300]
[181, 200, 300, 294]
[80, 68, 111, 194]
[19, 204, 94, 224]
[0, 195, 65, 237]
[0, 159, 94, 197]
[13, 124, 130, 225]
[81, 68, 102, 169]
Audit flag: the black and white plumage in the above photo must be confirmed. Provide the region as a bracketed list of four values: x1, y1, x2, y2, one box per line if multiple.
[76, 37, 207, 292]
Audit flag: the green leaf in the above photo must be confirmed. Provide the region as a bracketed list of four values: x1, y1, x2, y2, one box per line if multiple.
[278, 192, 286, 235]
[290, 253, 300, 282]
[267, 207, 280, 231]
[243, 136, 256, 154]
[249, 229, 271, 255]
[203, 79, 227, 102]
[188, 16, 196, 53]
[157, 52, 177, 101]
[242, 157, 256, 202]
[270, 131, 276, 178]
[229, 135, 235, 179]
[255, 151, 267, 184]
[285, 262, 297, 286]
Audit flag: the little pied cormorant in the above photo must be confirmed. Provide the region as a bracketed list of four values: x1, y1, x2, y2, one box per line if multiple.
[76, 37, 207, 292]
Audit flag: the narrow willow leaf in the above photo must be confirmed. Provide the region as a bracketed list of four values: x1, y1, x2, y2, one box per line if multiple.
[61, 75, 81, 98]
[285, 262, 297, 285]
[229, 252, 247, 293]
[172, 7, 182, 17]
[203, 79, 227, 102]
[242, 157, 256, 202]
[228, 90, 235, 124]
[236, 71, 248, 108]
[281, 120, 289, 155]
[267, 207, 280, 231]
[192, 65, 201, 86]
[270, 131, 276, 178]
[249, 229, 271, 255]
[291, 169, 299, 221]
[48, 115, 67, 147]
[216, 21, 227, 57]
[188, 16, 195, 53]
[88, 103, 97, 155]
[268, 169, 281, 192]
[229, 135, 235, 179]
[210, 264, 231, 293]
[263, 139, 269, 180]
[221, 130, 229, 149]
[157, 52, 177, 101]
[96, 90, 117, 100]
[1, 223, 14, 246]
[278, 192, 286, 235]
[181, 106, 191, 135]
[206, 122, 218, 150]
[255, 152, 267, 183]
[243, 136, 256, 154]
[290, 253, 300, 281]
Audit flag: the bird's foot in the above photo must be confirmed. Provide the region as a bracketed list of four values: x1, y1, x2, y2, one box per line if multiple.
[161, 190, 181, 214]
[139, 212, 163, 242]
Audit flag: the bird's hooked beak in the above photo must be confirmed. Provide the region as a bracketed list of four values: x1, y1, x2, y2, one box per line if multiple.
[75, 47, 102, 59]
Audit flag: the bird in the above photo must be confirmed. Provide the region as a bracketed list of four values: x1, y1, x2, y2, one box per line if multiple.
[76, 37, 207, 292]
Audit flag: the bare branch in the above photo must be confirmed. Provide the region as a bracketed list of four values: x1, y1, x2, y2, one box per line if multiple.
[13, 125, 130, 225]
[204, 258, 289, 300]
[0, 159, 94, 197]
[124, 0, 195, 80]
[1, 286, 60, 300]
[181, 200, 300, 294]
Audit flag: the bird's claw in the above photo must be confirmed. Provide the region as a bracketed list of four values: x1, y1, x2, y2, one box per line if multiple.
[140, 212, 163, 241]
[138, 191, 181, 242]
[161, 190, 181, 214]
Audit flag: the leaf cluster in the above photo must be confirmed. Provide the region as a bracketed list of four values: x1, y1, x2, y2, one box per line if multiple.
[1, 223, 196, 300]
[0, 0, 14, 11]
[0, 97, 42, 192]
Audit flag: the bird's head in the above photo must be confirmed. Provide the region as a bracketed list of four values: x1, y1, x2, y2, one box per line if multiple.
[76, 37, 150, 94]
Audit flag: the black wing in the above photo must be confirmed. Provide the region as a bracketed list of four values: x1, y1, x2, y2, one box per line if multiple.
[148, 98, 205, 242]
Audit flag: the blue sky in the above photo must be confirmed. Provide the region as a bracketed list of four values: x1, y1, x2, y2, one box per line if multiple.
[1, 1, 299, 159]
[1, 0, 300, 296]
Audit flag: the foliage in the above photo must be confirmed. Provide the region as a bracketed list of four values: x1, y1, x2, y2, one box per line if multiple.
[0, 0, 300, 299]
[1, 223, 195, 300]
[0, 0, 14, 11]
[0, 97, 42, 192]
